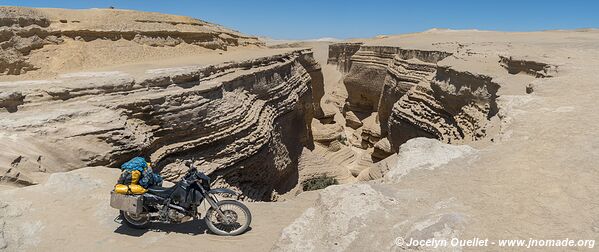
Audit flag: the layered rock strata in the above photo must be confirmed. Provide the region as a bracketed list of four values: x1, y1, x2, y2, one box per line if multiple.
[388, 67, 500, 150]
[343, 46, 451, 112]
[499, 55, 558, 78]
[327, 42, 362, 73]
[0, 50, 322, 201]
[329, 43, 504, 164]
[0, 7, 263, 75]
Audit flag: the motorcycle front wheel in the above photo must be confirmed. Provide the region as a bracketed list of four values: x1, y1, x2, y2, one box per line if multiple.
[205, 200, 252, 236]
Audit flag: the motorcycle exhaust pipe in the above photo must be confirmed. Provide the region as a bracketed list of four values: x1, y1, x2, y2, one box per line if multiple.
[168, 203, 187, 213]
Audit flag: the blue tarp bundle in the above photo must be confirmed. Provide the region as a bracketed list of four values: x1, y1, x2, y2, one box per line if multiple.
[140, 172, 163, 188]
[120, 157, 163, 187]
[120, 157, 147, 172]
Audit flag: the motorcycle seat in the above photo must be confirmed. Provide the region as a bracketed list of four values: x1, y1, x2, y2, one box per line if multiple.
[146, 185, 176, 197]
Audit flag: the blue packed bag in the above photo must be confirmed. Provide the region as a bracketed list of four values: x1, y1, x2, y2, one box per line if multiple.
[120, 157, 147, 172]
[140, 167, 163, 188]
[120, 157, 163, 188]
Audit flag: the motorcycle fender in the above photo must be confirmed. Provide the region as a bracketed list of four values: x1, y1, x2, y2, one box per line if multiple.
[208, 188, 237, 196]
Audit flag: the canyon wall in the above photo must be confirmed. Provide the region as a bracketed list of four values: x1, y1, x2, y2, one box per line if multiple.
[0, 7, 328, 201]
[1, 7, 561, 201]
[342, 46, 452, 113]
[388, 68, 499, 150]
[0, 50, 322, 201]
[327, 42, 362, 73]
[328, 42, 499, 161]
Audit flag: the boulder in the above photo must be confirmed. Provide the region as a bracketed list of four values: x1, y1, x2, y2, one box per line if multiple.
[344, 110, 362, 129]
[372, 138, 393, 161]
[385, 138, 476, 183]
[273, 183, 468, 251]
[312, 119, 345, 143]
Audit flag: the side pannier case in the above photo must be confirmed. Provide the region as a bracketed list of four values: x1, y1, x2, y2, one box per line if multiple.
[110, 191, 143, 214]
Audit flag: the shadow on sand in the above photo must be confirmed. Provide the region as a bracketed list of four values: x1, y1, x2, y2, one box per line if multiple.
[113, 216, 253, 237]
[113, 217, 209, 237]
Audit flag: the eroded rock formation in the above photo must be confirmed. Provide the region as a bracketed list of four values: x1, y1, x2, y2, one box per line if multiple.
[0, 8, 563, 203]
[388, 67, 500, 150]
[328, 42, 502, 160]
[0, 50, 323, 201]
[0, 7, 263, 76]
[343, 46, 451, 112]
[327, 42, 362, 73]
[499, 55, 558, 78]
[273, 183, 468, 251]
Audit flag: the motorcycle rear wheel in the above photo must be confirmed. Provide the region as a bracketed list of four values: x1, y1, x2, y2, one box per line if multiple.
[205, 200, 251, 236]
[120, 210, 150, 229]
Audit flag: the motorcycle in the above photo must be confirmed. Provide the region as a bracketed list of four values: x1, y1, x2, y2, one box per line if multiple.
[110, 160, 251, 236]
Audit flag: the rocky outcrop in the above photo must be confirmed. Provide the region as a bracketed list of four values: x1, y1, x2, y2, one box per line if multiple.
[360, 112, 382, 148]
[273, 183, 468, 252]
[499, 55, 558, 78]
[388, 67, 499, 150]
[0, 7, 263, 75]
[299, 56, 325, 118]
[311, 119, 344, 143]
[343, 46, 398, 112]
[0, 7, 53, 75]
[377, 54, 444, 135]
[328, 43, 499, 156]
[387, 86, 460, 148]
[385, 138, 476, 183]
[371, 138, 393, 161]
[343, 46, 451, 112]
[327, 42, 362, 73]
[0, 90, 25, 112]
[343, 110, 362, 129]
[0, 50, 322, 201]
[275, 138, 476, 251]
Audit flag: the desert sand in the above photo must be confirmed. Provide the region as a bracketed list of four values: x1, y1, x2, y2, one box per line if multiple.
[1, 6, 599, 252]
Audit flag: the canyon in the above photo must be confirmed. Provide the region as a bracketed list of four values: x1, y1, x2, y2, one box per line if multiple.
[1, 6, 599, 252]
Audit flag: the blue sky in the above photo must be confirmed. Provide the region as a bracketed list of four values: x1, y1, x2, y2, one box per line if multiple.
[1, 0, 598, 40]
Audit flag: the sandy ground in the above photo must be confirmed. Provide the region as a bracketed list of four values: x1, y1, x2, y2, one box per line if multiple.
[3, 45, 295, 82]
[0, 167, 318, 252]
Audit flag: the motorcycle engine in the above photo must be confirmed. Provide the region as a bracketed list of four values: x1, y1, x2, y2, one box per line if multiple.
[167, 209, 186, 223]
